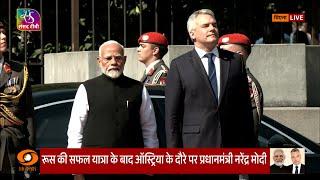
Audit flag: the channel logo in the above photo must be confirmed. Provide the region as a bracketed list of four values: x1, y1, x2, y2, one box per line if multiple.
[16, 8, 41, 31]
[17, 149, 39, 166]
[272, 13, 305, 22]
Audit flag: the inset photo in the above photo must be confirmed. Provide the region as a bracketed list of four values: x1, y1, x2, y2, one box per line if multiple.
[270, 148, 305, 174]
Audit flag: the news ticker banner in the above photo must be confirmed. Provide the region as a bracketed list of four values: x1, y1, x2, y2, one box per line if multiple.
[40, 148, 270, 174]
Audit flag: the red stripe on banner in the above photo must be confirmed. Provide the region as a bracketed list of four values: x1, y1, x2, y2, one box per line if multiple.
[40, 148, 270, 174]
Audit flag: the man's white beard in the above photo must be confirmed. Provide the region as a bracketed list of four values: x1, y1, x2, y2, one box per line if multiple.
[275, 162, 284, 167]
[107, 69, 122, 79]
[101, 66, 122, 79]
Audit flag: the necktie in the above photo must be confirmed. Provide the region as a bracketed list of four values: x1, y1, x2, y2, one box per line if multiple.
[295, 165, 298, 174]
[206, 53, 218, 102]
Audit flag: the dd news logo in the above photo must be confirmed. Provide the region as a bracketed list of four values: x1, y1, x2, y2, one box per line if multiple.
[272, 13, 305, 22]
[16, 149, 39, 173]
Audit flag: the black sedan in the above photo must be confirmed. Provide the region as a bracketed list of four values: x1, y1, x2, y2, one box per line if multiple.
[32, 83, 320, 176]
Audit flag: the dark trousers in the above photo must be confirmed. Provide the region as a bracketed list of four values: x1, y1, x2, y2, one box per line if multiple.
[0, 127, 29, 177]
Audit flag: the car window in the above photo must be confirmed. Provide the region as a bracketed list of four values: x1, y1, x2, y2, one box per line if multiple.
[35, 102, 73, 148]
[259, 122, 301, 149]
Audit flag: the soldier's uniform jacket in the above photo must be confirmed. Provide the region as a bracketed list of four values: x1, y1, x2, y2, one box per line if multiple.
[141, 60, 169, 85]
[0, 59, 34, 173]
[246, 68, 263, 139]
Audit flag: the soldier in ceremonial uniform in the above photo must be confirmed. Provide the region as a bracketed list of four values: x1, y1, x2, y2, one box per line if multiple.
[137, 32, 169, 85]
[217, 33, 264, 143]
[0, 21, 34, 176]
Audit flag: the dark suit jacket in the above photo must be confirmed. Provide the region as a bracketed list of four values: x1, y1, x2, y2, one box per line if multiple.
[165, 48, 255, 148]
[288, 164, 305, 174]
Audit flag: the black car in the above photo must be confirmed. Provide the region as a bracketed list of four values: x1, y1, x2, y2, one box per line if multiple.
[32, 83, 320, 175]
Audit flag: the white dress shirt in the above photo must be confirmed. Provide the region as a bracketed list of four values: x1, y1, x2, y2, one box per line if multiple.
[67, 84, 159, 148]
[292, 163, 302, 174]
[194, 46, 221, 100]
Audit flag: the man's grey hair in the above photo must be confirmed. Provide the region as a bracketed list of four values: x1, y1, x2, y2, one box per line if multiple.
[291, 148, 300, 153]
[98, 40, 124, 56]
[187, 9, 215, 33]
[273, 149, 285, 156]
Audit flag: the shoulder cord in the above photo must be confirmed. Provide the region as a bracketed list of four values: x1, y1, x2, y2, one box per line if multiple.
[251, 80, 261, 121]
[152, 70, 166, 84]
[247, 75, 261, 120]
